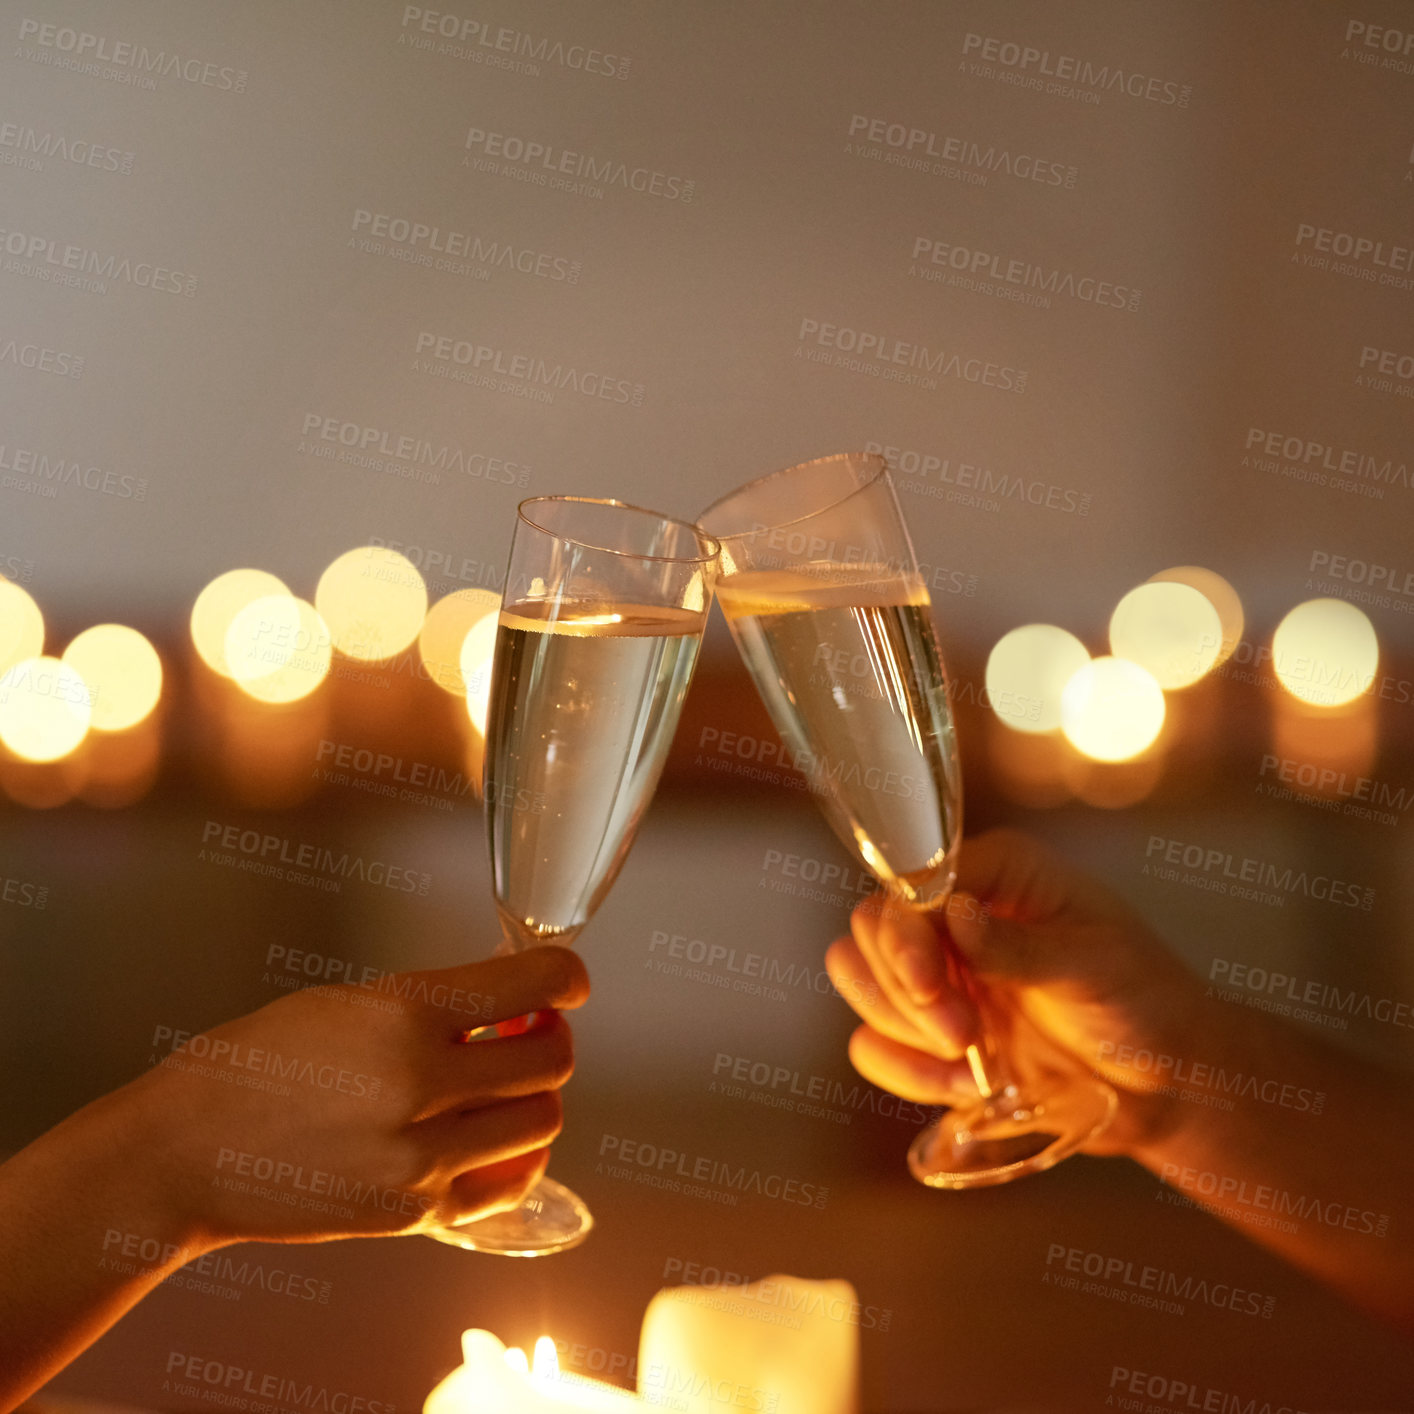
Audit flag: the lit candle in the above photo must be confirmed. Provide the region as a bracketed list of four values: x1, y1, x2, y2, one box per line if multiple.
[425, 1329, 643, 1413]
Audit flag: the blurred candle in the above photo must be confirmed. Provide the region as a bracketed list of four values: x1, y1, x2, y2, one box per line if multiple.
[425, 1330, 642, 1412]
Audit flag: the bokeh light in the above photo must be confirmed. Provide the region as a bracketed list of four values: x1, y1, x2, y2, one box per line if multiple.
[0, 580, 45, 673]
[1148, 566, 1244, 666]
[1060, 657, 1166, 762]
[984, 625, 1090, 733]
[460, 609, 502, 735]
[1272, 598, 1377, 708]
[0, 656, 92, 761]
[226, 596, 332, 704]
[1109, 581, 1222, 689]
[419, 589, 503, 696]
[191, 569, 290, 678]
[62, 624, 163, 731]
[316, 547, 428, 662]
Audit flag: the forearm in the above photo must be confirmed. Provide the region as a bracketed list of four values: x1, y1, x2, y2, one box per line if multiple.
[0, 1084, 215, 1409]
[1131, 1005, 1414, 1333]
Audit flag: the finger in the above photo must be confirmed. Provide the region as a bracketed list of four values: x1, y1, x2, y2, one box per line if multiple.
[418, 1089, 564, 1176]
[850, 898, 974, 1056]
[421, 1011, 575, 1117]
[826, 936, 925, 1041]
[437, 1148, 551, 1226]
[847, 1025, 979, 1107]
[954, 828, 1082, 924]
[410, 947, 591, 1035]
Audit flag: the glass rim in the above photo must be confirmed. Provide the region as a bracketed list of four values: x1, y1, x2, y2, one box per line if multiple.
[517, 495, 721, 564]
[696, 451, 889, 541]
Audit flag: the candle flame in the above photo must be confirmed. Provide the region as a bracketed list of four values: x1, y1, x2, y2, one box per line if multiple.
[502, 1345, 530, 1376]
[533, 1335, 561, 1379]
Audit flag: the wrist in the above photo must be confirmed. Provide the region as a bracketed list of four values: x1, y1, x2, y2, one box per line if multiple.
[76, 1070, 225, 1265]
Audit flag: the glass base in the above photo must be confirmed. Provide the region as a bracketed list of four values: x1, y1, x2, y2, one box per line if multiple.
[424, 1177, 594, 1256]
[908, 1077, 1117, 1190]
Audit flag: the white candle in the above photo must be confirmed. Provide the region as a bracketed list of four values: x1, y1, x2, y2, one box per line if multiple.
[424, 1329, 643, 1413]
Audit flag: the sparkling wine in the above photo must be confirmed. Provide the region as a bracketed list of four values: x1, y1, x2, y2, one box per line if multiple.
[718, 567, 961, 906]
[486, 600, 704, 946]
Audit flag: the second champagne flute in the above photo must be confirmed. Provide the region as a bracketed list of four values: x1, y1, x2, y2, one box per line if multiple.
[698, 452, 1115, 1189]
[428, 496, 719, 1254]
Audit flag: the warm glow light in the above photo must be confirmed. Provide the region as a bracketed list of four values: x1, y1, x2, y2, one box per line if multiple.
[460, 610, 501, 734]
[984, 625, 1090, 733]
[190, 569, 291, 677]
[62, 624, 163, 731]
[0, 580, 45, 673]
[532, 1336, 559, 1379]
[1148, 566, 1244, 667]
[1109, 582, 1222, 689]
[0, 656, 92, 761]
[226, 596, 332, 704]
[316, 547, 427, 662]
[1272, 599, 1378, 708]
[502, 1346, 530, 1376]
[1060, 657, 1165, 762]
[419, 589, 502, 696]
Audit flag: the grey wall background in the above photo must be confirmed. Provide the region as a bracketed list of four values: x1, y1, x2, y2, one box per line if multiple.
[3, 3, 1414, 1412]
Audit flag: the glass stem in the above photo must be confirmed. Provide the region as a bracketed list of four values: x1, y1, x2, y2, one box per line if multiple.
[938, 932, 1014, 1101]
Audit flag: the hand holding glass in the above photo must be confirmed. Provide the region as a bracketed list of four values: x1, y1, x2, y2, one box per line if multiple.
[698, 453, 1115, 1188]
[428, 497, 718, 1252]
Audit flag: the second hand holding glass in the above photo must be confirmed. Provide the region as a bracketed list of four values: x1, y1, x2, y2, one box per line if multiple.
[428, 497, 719, 1254]
[698, 453, 1115, 1188]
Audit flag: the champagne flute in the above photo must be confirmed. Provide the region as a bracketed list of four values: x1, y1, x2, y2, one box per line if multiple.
[428, 496, 719, 1253]
[698, 453, 1115, 1188]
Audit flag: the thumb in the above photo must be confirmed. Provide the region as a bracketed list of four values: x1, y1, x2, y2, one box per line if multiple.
[944, 890, 1074, 986]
